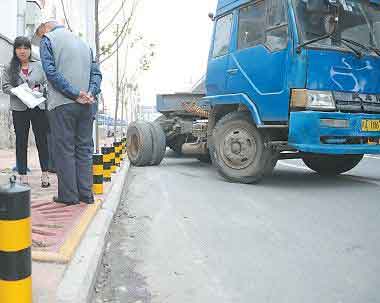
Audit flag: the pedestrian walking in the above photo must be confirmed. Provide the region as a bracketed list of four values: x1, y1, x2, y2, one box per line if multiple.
[35, 20, 102, 205]
[2, 36, 50, 187]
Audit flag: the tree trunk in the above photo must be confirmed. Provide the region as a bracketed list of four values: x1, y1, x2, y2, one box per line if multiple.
[113, 24, 120, 142]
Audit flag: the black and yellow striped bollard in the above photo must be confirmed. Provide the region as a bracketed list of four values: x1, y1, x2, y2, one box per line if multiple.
[120, 140, 125, 162]
[109, 146, 116, 174]
[114, 142, 121, 167]
[0, 177, 32, 303]
[117, 141, 122, 165]
[123, 138, 128, 160]
[92, 154, 104, 195]
[101, 146, 112, 182]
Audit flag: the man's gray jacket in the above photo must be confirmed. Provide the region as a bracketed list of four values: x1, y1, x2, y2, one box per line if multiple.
[43, 27, 93, 111]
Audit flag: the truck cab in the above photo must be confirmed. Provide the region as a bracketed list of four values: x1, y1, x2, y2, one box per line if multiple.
[203, 0, 380, 183]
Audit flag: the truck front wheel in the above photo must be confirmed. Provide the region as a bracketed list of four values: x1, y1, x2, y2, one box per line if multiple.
[302, 154, 364, 175]
[210, 111, 271, 184]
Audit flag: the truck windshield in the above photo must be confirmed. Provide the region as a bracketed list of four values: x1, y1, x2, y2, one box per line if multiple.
[293, 0, 380, 53]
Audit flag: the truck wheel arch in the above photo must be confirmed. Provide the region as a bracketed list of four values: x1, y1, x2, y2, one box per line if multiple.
[203, 94, 263, 128]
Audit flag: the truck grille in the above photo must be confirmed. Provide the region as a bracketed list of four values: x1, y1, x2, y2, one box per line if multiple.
[334, 92, 380, 113]
[321, 136, 380, 145]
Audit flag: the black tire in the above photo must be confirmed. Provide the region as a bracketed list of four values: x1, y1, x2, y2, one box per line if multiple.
[148, 122, 166, 165]
[302, 154, 364, 175]
[210, 111, 272, 184]
[196, 152, 212, 164]
[126, 121, 153, 166]
[264, 150, 279, 176]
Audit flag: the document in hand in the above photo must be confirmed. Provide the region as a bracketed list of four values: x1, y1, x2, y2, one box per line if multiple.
[10, 83, 46, 109]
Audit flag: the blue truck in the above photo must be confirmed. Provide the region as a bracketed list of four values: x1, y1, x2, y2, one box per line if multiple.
[127, 0, 380, 183]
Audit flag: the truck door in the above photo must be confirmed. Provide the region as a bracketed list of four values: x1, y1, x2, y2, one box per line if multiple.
[226, 0, 289, 122]
[206, 13, 233, 96]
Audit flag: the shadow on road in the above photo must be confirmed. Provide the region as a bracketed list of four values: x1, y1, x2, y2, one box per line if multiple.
[259, 170, 379, 190]
[132, 152, 379, 190]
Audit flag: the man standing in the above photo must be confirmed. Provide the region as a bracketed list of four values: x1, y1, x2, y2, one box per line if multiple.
[35, 20, 102, 205]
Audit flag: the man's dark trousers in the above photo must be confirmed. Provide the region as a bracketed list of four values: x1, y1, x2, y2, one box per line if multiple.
[49, 103, 94, 203]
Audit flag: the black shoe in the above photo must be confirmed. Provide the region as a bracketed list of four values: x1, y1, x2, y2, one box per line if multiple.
[80, 196, 95, 204]
[41, 181, 51, 188]
[53, 196, 80, 205]
[41, 174, 50, 188]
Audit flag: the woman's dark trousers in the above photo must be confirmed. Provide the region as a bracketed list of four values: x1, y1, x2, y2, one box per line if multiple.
[12, 108, 50, 175]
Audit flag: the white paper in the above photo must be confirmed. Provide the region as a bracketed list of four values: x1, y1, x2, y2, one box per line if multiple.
[10, 83, 46, 109]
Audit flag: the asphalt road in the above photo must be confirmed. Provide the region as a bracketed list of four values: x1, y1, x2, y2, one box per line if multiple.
[94, 152, 380, 303]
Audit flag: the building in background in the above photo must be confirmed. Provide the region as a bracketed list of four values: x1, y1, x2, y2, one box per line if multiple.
[0, 0, 43, 84]
[0, 0, 43, 41]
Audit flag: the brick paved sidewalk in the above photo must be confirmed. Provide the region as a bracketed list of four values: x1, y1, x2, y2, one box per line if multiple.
[0, 141, 121, 302]
[0, 147, 94, 254]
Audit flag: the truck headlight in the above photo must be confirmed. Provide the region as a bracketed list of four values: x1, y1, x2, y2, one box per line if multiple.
[291, 89, 336, 111]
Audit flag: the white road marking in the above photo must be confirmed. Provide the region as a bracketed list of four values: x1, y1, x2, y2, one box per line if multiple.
[277, 161, 310, 171]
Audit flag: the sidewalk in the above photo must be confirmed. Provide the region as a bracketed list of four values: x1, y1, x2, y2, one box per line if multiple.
[0, 143, 129, 302]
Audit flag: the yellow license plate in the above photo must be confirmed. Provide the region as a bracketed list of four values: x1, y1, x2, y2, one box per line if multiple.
[361, 119, 380, 132]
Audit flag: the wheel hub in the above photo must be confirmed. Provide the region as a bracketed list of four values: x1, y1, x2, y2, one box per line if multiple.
[231, 142, 241, 154]
[130, 134, 139, 158]
[220, 128, 257, 170]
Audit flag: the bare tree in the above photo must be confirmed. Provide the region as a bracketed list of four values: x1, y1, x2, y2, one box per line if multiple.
[95, 0, 139, 65]
[93, 0, 155, 145]
[59, 0, 73, 32]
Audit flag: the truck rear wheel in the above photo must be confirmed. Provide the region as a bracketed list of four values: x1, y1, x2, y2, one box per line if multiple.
[302, 154, 364, 175]
[148, 122, 166, 165]
[210, 111, 271, 184]
[127, 121, 153, 166]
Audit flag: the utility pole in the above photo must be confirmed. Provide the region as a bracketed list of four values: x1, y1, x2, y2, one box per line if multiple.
[121, 87, 125, 136]
[94, 0, 100, 152]
[16, 0, 26, 36]
[113, 24, 120, 143]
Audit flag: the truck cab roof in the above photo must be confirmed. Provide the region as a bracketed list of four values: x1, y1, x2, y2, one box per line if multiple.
[216, 0, 250, 16]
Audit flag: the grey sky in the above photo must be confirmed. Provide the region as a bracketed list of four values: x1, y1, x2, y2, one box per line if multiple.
[44, 0, 218, 109]
[136, 0, 217, 104]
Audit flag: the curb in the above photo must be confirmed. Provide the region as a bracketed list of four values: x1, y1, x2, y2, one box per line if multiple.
[32, 200, 102, 264]
[55, 160, 130, 303]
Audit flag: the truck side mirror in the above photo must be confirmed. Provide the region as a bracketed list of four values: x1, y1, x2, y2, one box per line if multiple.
[208, 13, 215, 21]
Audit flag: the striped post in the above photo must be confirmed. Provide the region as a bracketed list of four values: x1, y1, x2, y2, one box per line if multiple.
[120, 140, 125, 162]
[114, 142, 121, 167]
[0, 177, 32, 303]
[123, 138, 127, 154]
[117, 142, 122, 164]
[101, 146, 112, 182]
[92, 154, 104, 195]
[109, 146, 116, 174]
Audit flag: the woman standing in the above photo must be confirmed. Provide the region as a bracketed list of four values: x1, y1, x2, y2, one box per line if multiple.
[2, 36, 50, 187]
